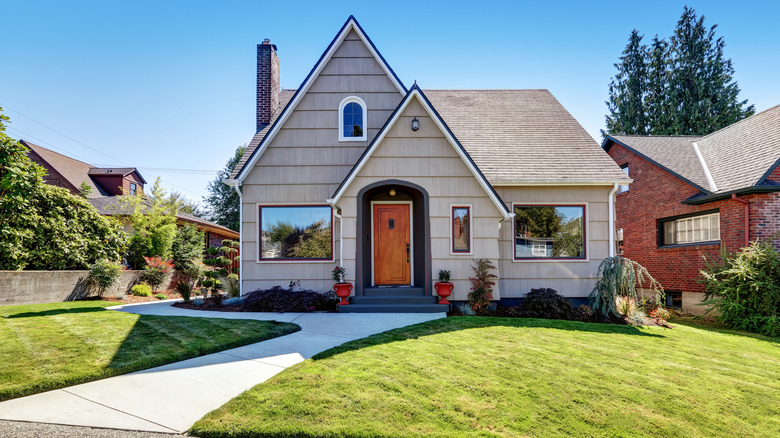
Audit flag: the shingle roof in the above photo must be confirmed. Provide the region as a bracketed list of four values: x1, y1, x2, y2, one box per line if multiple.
[232, 89, 630, 184]
[230, 89, 297, 179]
[696, 104, 780, 192]
[426, 90, 629, 184]
[23, 140, 108, 197]
[608, 135, 709, 191]
[88, 167, 146, 183]
[606, 104, 780, 195]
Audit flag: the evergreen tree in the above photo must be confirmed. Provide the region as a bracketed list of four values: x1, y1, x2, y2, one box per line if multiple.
[605, 30, 648, 135]
[605, 6, 754, 136]
[204, 145, 245, 232]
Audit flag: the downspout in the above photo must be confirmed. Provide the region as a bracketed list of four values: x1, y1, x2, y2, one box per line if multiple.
[731, 194, 750, 248]
[328, 201, 344, 268]
[608, 183, 618, 257]
[229, 181, 244, 296]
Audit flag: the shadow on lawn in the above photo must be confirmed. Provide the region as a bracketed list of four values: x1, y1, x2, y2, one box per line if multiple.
[4, 306, 108, 319]
[670, 317, 780, 345]
[313, 316, 665, 360]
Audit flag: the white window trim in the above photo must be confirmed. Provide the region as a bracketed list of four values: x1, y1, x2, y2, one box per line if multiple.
[511, 201, 590, 263]
[370, 200, 413, 287]
[338, 96, 367, 142]
[256, 203, 335, 264]
[450, 204, 473, 256]
[663, 212, 720, 246]
[618, 165, 629, 194]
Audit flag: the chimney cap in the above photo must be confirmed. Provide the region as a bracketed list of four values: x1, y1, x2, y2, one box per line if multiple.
[262, 38, 271, 44]
[259, 38, 277, 51]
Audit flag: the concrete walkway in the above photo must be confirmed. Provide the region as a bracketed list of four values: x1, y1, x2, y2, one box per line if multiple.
[0, 301, 445, 434]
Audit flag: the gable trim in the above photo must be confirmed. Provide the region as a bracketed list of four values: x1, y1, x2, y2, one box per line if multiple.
[691, 141, 718, 192]
[235, 16, 407, 182]
[328, 85, 512, 220]
[756, 156, 780, 186]
[603, 136, 711, 194]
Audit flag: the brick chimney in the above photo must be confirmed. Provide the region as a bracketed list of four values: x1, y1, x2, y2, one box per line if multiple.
[257, 39, 280, 131]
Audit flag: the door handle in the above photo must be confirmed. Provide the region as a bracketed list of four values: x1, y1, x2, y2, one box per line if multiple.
[406, 243, 410, 263]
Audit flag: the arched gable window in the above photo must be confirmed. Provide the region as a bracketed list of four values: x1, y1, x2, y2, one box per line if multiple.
[339, 96, 367, 141]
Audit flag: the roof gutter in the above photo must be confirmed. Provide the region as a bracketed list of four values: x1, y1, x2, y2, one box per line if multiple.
[681, 186, 780, 205]
[493, 179, 632, 186]
[223, 178, 243, 297]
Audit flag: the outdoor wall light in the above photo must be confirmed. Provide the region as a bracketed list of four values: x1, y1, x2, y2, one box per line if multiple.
[389, 189, 397, 196]
[411, 117, 419, 131]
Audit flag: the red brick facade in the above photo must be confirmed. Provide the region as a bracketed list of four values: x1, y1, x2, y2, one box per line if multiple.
[256, 40, 280, 130]
[608, 142, 780, 295]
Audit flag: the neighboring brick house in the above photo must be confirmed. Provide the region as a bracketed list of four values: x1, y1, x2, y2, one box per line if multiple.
[24, 140, 239, 247]
[602, 105, 780, 314]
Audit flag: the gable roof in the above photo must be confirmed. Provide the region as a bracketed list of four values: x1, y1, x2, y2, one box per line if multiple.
[23, 140, 108, 197]
[231, 15, 407, 181]
[329, 84, 512, 220]
[426, 90, 629, 184]
[603, 104, 780, 202]
[88, 167, 147, 183]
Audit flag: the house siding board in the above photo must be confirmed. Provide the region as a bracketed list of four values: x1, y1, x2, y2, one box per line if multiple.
[607, 142, 753, 296]
[495, 185, 612, 298]
[338, 98, 504, 301]
[239, 30, 403, 293]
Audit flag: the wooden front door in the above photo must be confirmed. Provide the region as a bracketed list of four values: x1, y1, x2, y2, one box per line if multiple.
[373, 203, 411, 285]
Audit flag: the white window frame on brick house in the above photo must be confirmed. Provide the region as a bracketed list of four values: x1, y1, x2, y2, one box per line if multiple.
[618, 164, 629, 193]
[660, 211, 720, 246]
[339, 96, 367, 142]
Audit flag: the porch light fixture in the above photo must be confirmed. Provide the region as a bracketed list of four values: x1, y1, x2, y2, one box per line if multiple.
[411, 117, 419, 131]
[389, 189, 397, 196]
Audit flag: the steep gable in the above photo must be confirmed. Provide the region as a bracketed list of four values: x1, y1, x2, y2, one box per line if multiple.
[232, 16, 406, 183]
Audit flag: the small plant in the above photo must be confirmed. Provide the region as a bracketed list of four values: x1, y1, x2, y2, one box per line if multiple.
[616, 296, 637, 316]
[131, 284, 152, 297]
[192, 298, 205, 306]
[154, 293, 167, 300]
[649, 307, 671, 323]
[222, 273, 240, 298]
[467, 259, 497, 314]
[332, 266, 347, 284]
[223, 297, 244, 306]
[437, 269, 452, 283]
[87, 259, 123, 297]
[589, 256, 664, 319]
[116, 292, 126, 300]
[142, 256, 174, 292]
[176, 281, 193, 303]
[457, 303, 476, 316]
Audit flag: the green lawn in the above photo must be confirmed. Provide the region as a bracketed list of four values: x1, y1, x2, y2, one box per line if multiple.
[0, 301, 299, 401]
[192, 317, 780, 438]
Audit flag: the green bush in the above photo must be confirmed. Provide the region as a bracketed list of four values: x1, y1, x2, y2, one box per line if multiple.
[154, 293, 167, 300]
[131, 284, 152, 297]
[468, 259, 497, 313]
[176, 280, 193, 302]
[172, 224, 204, 271]
[87, 259, 123, 297]
[589, 256, 663, 319]
[701, 240, 780, 337]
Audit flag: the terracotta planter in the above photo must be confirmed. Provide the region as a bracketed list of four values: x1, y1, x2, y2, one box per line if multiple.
[434, 282, 453, 305]
[334, 282, 353, 305]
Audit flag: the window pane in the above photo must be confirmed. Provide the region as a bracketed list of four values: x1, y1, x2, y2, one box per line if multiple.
[260, 206, 332, 260]
[664, 221, 676, 245]
[711, 214, 720, 240]
[514, 205, 584, 259]
[452, 207, 470, 252]
[343, 102, 363, 138]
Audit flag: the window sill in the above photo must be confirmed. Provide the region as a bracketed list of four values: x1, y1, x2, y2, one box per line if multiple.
[338, 137, 367, 142]
[658, 241, 720, 250]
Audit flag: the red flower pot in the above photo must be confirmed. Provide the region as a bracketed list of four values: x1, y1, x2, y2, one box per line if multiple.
[434, 282, 453, 305]
[334, 283, 353, 305]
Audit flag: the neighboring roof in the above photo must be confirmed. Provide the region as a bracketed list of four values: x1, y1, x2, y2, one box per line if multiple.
[606, 135, 710, 192]
[231, 15, 407, 181]
[696, 104, 780, 193]
[22, 140, 108, 197]
[329, 85, 512, 220]
[89, 167, 147, 183]
[231, 89, 296, 178]
[604, 104, 780, 201]
[89, 196, 239, 239]
[426, 90, 629, 185]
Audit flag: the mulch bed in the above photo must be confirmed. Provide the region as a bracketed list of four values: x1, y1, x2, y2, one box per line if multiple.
[102, 290, 183, 305]
[172, 300, 244, 312]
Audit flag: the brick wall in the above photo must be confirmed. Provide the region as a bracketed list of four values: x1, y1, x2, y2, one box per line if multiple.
[608, 142, 748, 294]
[256, 40, 280, 130]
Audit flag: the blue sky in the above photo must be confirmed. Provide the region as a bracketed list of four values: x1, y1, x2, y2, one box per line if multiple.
[3, 1, 778, 204]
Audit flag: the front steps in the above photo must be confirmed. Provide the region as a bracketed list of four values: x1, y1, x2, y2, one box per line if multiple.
[338, 287, 449, 313]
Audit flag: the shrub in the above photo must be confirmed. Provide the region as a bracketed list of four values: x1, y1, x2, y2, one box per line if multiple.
[154, 293, 167, 300]
[142, 256, 173, 292]
[456, 303, 476, 316]
[518, 288, 575, 320]
[172, 224, 204, 272]
[192, 298, 205, 306]
[131, 284, 152, 297]
[589, 256, 664, 318]
[437, 269, 451, 283]
[176, 281, 193, 302]
[241, 286, 332, 313]
[468, 259, 497, 313]
[701, 240, 780, 337]
[649, 307, 671, 323]
[116, 292, 126, 300]
[222, 273, 240, 298]
[87, 259, 123, 297]
[332, 266, 346, 284]
[223, 297, 244, 306]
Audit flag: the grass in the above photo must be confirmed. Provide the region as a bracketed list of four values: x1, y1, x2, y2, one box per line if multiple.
[0, 301, 299, 401]
[191, 317, 780, 438]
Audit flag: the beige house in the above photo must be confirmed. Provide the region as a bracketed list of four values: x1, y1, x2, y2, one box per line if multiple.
[225, 16, 630, 312]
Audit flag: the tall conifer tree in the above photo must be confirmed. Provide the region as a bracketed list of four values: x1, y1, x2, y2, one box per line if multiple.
[605, 30, 648, 135]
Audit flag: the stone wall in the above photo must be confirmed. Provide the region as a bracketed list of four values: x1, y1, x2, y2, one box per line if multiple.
[0, 270, 172, 306]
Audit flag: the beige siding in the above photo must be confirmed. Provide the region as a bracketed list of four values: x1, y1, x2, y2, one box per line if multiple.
[495, 185, 613, 298]
[339, 97, 505, 301]
[240, 29, 403, 291]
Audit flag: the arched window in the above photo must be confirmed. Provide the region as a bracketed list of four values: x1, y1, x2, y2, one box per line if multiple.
[339, 96, 367, 141]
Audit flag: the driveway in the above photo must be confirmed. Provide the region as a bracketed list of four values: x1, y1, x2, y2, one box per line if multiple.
[0, 301, 445, 433]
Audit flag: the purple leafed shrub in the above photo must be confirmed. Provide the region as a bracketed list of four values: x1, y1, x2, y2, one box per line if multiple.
[240, 286, 335, 313]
